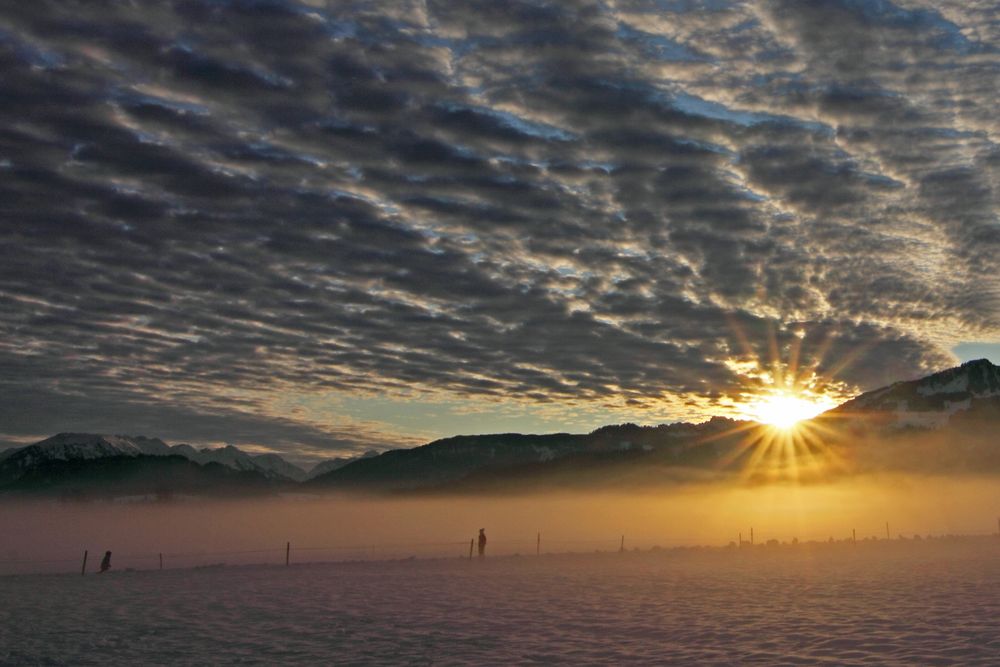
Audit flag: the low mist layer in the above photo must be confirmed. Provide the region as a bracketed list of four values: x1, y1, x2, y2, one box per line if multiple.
[3, 474, 998, 575]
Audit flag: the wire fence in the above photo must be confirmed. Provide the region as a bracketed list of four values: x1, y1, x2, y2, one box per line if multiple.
[0, 535, 670, 575]
[3, 526, 997, 576]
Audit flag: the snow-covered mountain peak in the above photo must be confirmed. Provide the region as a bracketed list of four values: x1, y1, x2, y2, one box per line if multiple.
[914, 359, 1000, 398]
[0, 434, 313, 484]
[197, 445, 259, 471]
[832, 358, 1000, 430]
[30, 433, 144, 459]
[252, 453, 307, 482]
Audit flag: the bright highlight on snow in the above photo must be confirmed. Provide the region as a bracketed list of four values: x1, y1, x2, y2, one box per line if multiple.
[746, 392, 832, 430]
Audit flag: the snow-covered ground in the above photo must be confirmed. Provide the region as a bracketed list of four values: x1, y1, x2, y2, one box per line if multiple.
[2, 540, 998, 665]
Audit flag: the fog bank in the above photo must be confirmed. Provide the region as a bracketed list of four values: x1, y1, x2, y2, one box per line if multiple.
[2, 474, 998, 574]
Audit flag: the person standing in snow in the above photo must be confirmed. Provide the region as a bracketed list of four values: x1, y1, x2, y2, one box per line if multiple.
[477, 529, 487, 558]
[99, 551, 112, 573]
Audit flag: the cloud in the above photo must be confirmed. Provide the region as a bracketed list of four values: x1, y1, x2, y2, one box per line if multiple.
[0, 0, 996, 455]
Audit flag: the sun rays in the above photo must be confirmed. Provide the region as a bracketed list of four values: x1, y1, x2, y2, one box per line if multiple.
[709, 319, 866, 483]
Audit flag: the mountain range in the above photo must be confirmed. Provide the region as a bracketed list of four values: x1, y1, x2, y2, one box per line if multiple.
[2, 359, 998, 499]
[0, 434, 379, 490]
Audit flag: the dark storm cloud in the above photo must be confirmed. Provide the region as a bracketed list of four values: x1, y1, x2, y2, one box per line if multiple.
[0, 0, 996, 453]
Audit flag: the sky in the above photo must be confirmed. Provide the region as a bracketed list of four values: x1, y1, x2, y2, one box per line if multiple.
[1, 0, 998, 463]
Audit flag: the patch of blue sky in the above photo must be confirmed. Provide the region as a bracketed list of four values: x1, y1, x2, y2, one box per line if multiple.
[616, 22, 707, 63]
[919, 127, 983, 140]
[578, 160, 617, 173]
[308, 12, 357, 40]
[329, 187, 399, 215]
[316, 117, 376, 134]
[673, 136, 734, 157]
[449, 141, 489, 161]
[628, 0, 735, 14]
[860, 171, 905, 189]
[841, 0, 977, 53]
[166, 39, 291, 88]
[412, 32, 481, 59]
[246, 142, 329, 168]
[253, 67, 294, 88]
[166, 39, 196, 56]
[729, 183, 768, 203]
[556, 267, 598, 283]
[953, 342, 1000, 365]
[548, 285, 588, 300]
[438, 102, 577, 142]
[672, 91, 765, 126]
[0, 29, 64, 69]
[616, 247, 650, 259]
[611, 273, 641, 284]
[109, 182, 145, 197]
[116, 89, 211, 116]
[493, 154, 550, 170]
[748, 70, 803, 88]
[754, 46, 799, 63]
[556, 265, 579, 277]
[246, 0, 359, 41]
[415, 226, 443, 241]
[491, 173, 521, 186]
[727, 18, 760, 34]
[674, 91, 834, 136]
[407, 194, 505, 225]
[335, 393, 620, 440]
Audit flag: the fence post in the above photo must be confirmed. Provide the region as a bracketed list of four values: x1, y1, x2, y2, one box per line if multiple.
[537, 532, 540, 556]
[852, 528, 857, 544]
[159, 553, 163, 570]
[81, 550, 88, 576]
[619, 535, 624, 553]
[468, 538, 473, 560]
[885, 522, 890, 540]
[286, 542, 290, 566]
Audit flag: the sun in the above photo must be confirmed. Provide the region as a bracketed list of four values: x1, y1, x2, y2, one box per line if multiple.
[709, 319, 863, 481]
[744, 392, 832, 430]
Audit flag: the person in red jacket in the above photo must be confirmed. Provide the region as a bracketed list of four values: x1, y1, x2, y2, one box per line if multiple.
[477, 529, 487, 558]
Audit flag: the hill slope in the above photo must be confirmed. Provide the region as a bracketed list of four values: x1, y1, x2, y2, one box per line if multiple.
[830, 358, 1000, 429]
[307, 418, 747, 492]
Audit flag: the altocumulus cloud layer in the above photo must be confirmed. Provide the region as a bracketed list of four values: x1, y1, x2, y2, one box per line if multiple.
[1, 0, 997, 459]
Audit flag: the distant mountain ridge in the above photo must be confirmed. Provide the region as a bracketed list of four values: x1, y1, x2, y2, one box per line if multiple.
[2, 359, 998, 498]
[307, 450, 380, 479]
[0, 434, 343, 487]
[0, 432, 388, 494]
[305, 417, 746, 492]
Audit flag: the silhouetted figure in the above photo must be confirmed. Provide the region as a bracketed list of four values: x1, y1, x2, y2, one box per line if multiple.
[478, 529, 487, 558]
[99, 551, 112, 573]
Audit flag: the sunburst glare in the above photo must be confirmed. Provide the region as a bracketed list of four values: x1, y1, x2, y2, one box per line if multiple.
[744, 391, 837, 430]
[710, 321, 863, 483]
